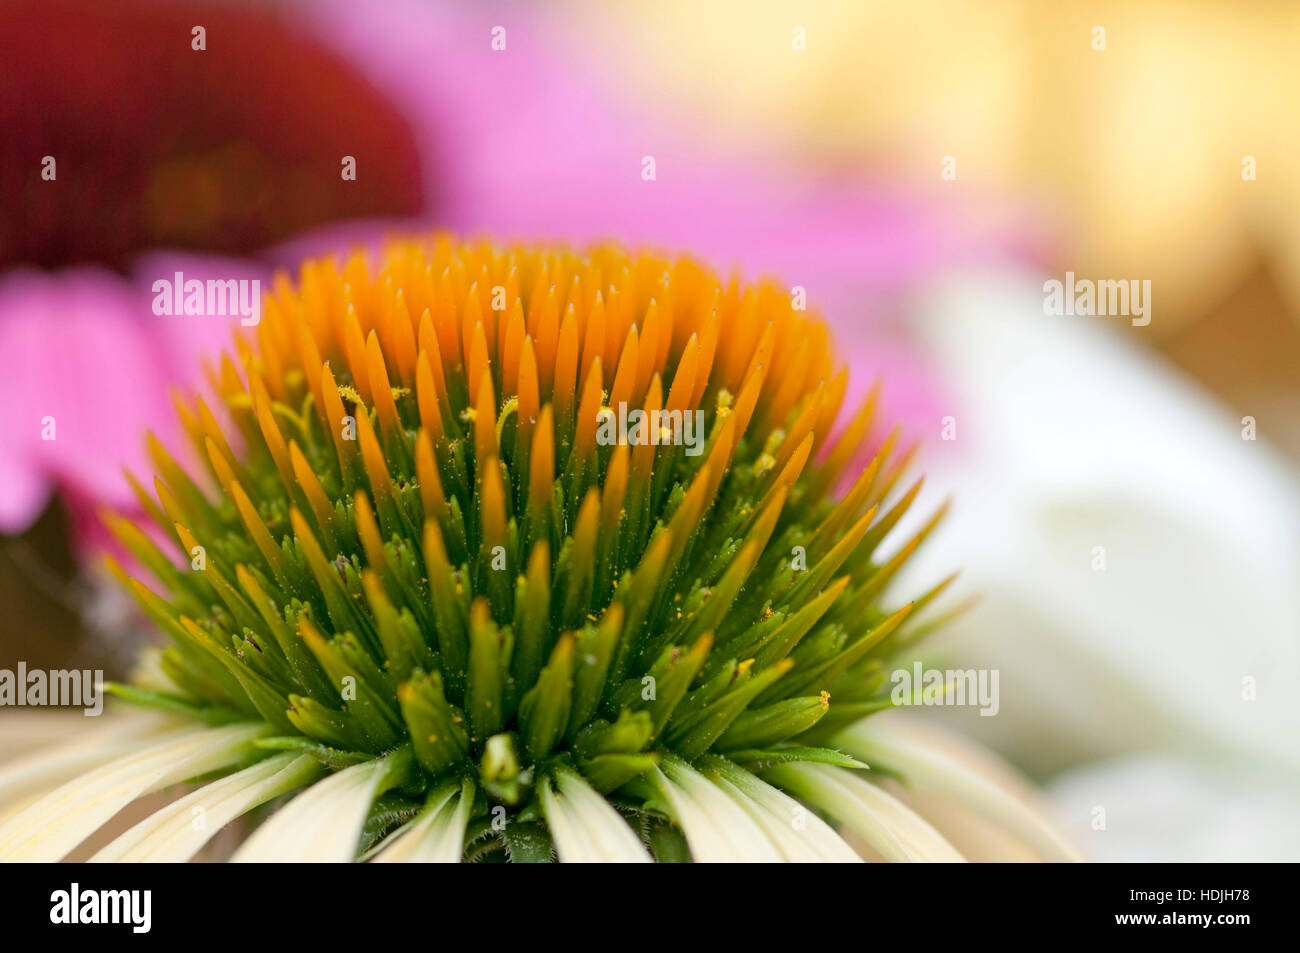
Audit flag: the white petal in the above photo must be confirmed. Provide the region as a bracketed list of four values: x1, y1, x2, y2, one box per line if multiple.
[90, 753, 323, 862]
[370, 779, 473, 863]
[231, 749, 409, 863]
[1048, 752, 1300, 862]
[648, 755, 784, 862]
[0, 712, 187, 820]
[0, 711, 159, 766]
[835, 715, 1080, 861]
[912, 271, 1300, 773]
[539, 767, 650, 863]
[0, 722, 269, 861]
[702, 757, 862, 862]
[765, 761, 965, 862]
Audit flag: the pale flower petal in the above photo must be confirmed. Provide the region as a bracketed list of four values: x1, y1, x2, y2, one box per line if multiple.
[701, 756, 862, 863]
[835, 714, 1080, 861]
[539, 767, 650, 863]
[231, 749, 410, 863]
[0, 711, 185, 810]
[0, 722, 269, 861]
[648, 755, 785, 862]
[370, 778, 474, 863]
[764, 761, 965, 862]
[90, 753, 323, 862]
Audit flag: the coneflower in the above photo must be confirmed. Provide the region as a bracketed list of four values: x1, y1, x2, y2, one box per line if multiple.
[0, 237, 1076, 862]
[0, 0, 422, 269]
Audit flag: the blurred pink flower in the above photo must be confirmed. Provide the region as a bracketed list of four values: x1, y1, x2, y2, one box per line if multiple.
[0, 257, 256, 539]
[2, 0, 1014, 545]
[0, 271, 146, 533]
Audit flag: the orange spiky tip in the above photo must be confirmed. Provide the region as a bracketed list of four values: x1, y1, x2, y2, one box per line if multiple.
[106, 235, 949, 843]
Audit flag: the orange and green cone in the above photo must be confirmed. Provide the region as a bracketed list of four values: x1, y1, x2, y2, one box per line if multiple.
[0, 237, 1075, 863]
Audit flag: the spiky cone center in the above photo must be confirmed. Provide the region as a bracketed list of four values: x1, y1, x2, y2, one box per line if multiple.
[106, 236, 949, 859]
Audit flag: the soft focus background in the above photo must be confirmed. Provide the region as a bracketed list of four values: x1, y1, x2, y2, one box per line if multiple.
[1, 0, 1297, 860]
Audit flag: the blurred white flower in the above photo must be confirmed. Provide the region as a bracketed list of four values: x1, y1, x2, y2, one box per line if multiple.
[897, 268, 1300, 779]
[1048, 753, 1300, 862]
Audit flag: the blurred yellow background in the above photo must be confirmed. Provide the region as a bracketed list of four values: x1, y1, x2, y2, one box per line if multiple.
[578, 0, 1300, 452]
